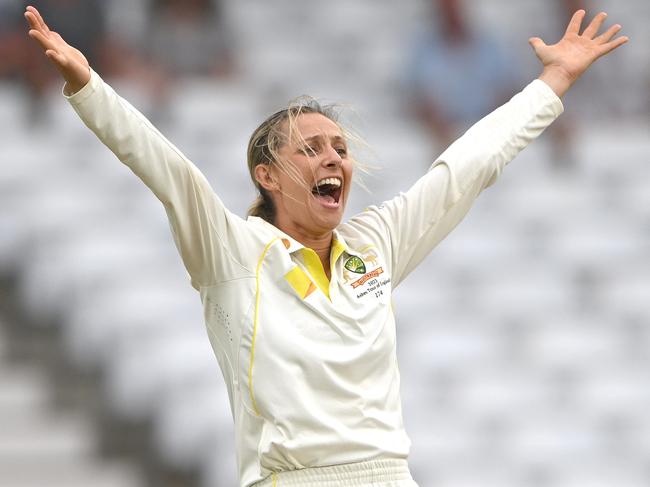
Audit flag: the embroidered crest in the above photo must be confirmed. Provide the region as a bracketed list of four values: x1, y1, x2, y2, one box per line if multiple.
[344, 256, 366, 274]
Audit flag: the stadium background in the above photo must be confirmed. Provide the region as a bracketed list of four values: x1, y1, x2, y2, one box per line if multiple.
[0, 0, 649, 486]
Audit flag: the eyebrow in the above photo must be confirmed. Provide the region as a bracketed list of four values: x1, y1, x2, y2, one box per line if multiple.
[303, 134, 347, 145]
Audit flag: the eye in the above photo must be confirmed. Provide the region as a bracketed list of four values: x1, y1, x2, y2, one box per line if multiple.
[299, 145, 318, 157]
[335, 147, 347, 157]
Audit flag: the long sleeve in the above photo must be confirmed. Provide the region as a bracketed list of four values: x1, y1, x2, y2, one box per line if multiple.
[345, 79, 564, 288]
[64, 69, 253, 289]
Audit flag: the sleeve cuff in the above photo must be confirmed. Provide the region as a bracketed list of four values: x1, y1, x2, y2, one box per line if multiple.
[529, 78, 565, 117]
[62, 68, 99, 105]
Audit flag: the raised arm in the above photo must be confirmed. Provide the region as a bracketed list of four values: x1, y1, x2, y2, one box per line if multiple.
[348, 10, 627, 288]
[24, 5, 252, 289]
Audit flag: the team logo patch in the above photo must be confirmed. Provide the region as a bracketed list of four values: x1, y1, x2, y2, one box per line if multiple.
[344, 256, 366, 274]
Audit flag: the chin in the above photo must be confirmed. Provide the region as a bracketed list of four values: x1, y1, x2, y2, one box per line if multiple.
[312, 214, 342, 233]
[307, 199, 345, 231]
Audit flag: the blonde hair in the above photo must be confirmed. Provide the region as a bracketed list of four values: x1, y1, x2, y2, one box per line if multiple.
[246, 96, 367, 223]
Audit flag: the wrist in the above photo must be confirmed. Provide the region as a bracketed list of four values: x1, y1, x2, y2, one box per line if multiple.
[63, 67, 91, 96]
[538, 65, 575, 98]
[63, 81, 84, 96]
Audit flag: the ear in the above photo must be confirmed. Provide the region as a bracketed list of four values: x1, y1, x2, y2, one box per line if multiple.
[254, 164, 279, 192]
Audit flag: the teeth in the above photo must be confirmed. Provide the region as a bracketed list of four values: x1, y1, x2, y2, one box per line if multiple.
[315, 177, 341, 188]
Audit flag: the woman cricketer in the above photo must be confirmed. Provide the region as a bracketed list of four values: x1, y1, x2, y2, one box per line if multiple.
[25, 5, 627, 486]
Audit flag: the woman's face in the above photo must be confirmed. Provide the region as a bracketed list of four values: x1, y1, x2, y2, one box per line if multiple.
[266, 112, 353, 238]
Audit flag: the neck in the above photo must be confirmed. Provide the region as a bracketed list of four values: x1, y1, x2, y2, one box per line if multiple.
[291, 228, 334, 261]
[274, 220, 334, 274]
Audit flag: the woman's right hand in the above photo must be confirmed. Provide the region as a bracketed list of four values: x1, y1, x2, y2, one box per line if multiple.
[24, 5, 91, 94]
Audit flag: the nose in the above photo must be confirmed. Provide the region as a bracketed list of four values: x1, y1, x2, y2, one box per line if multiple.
[323, 144, 342, 168]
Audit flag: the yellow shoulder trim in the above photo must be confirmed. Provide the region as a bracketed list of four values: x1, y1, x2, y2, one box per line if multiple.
[249, 237, 279, 416]
[285, 266, 317, 299]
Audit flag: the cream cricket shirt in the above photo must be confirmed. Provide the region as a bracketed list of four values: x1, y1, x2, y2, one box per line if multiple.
[65, 70, 563, 486]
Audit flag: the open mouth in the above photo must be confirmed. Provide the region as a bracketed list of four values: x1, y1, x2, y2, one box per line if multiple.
[311, 177, 343, 208]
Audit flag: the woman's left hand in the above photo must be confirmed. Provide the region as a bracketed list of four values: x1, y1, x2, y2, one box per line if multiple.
[530, 10, 628, 97]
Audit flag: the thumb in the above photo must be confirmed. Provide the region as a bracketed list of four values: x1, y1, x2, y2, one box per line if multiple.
[528, 37, 546, 51]
[45, 49, 67, 66]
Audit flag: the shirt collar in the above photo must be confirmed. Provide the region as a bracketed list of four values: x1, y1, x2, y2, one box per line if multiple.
[247, 216, 361, 262]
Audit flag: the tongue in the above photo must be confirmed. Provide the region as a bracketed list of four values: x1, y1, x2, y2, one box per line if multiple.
[316, 193, 336, 204]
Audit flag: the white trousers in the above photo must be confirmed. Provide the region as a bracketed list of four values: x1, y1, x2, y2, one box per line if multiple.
[251, 458, 419, 486]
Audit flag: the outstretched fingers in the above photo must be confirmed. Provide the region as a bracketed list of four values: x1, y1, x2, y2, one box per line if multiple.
[27, 28, 57, 52]
[25, 6, 66, 57]
[24, 11, 43, 33]
[595, 24, 622, 44]
[23, 4, 90, 91]
[582, 11, 607, 39]
[597, 35, 629, 57]
[26, 6, 50, 34]
[565, 9, 586, 36]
